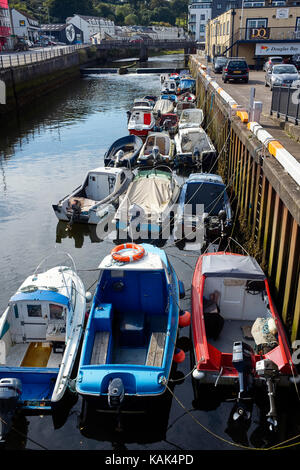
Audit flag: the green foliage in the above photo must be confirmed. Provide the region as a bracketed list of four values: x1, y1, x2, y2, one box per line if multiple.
[9, 0, 188, 29]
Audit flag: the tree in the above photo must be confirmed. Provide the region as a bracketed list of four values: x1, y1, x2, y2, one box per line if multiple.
[48, 0, 95, 22]
[124, 13, 138, 25]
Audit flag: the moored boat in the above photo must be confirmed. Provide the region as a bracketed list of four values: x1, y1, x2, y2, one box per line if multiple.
[75, 243, 186, 411]
[0, 258, 88, 440]
[137, 132, 176, 166]
[178, 108, 204, 130]
[174, 127, 217, 169]
[52, 167, 133, 226]
[128, 107, 156, 137]
[191, 251, 296, 430]
[104, 135, 143, 169]
[113, 167, 180, 238]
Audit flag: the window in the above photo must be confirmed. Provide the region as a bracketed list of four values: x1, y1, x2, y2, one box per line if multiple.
[246, 18, 267, 39]
[200, 14, 205, 20]
[50, 304, 64, 320]
[27, 305, 42, 317]
[200, 25, 205, 32]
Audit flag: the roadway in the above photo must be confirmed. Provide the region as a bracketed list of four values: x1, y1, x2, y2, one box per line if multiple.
[207, 69, 300, 162]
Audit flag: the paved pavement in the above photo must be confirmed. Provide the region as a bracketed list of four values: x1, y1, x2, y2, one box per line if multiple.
[209, 69, 300, 162]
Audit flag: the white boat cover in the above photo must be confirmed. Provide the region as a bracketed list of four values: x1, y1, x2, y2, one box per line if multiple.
[179, 109, 204, 129]
[125, 173, 174, 215]
[154, 99, 174, 115]
[201, 254, 266, 280]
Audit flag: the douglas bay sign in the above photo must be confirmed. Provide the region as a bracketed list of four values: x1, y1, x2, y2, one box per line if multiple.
[256, 42, 300, 55]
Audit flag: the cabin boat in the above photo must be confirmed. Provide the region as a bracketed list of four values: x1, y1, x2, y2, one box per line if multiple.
[154, 113, 179, 136]
[128, 107, 156, 137]
[191, 252, 295, 429]
[114, 168, 180, 238]
[178, 108, 204, 130]
[174, 127, 217, 169]
[52, 167, 133, 226]
[137, 132, 176, 166]
[0, 263, 87, 440]
[131, 98, 153, 110]
[104, 135, 143, 169]
[177, 78, 196, 95]
[76, 243, 184, 410]
[174, 174, 232, 248]
[161, 79, 177, 95]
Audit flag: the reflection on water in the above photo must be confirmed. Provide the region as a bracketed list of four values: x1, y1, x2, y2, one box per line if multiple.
[0, 54, 299, 451]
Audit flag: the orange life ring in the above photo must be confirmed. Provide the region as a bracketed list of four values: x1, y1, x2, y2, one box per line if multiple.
[111, 243, 145, 263]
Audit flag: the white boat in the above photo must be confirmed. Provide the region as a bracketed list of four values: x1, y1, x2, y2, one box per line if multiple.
[161, 79, 177, 94]
[128, 107, 156, 138]
[53, 167, 133, 226]
[174, 127, 217, 169]
[114, 167, 181, 238]
[131, 98, 154, 110]
[0, 256, 89, 440]
[178, 108, 204, 130]
[153, 98, 175, 117]
[137, 132, 176, 166]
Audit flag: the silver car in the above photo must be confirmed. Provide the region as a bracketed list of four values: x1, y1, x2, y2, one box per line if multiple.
[265, 64, 299, 90]
[263, 56, 283, 72]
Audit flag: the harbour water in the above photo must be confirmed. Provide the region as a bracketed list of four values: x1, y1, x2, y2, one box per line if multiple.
[0, 54, 299, 452]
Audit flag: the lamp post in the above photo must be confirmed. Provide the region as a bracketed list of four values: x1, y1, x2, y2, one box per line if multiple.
[230, 8, 236, 57]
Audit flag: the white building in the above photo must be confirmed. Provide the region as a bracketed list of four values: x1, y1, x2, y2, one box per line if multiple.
[11, 9, 40, 42]
[188, 0, 212, 42]
[66, 14, 115, 43]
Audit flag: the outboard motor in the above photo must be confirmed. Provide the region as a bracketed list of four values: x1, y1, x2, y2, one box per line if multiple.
[108, 378, 125, 409]
[256, 359, 279, 431]
[193, 146, 201, 168]
[231, 341, 255, 422]
[151, 145, 160, 163]
[218, 209, 227, 238]
[0, 378, 22, 442]
[115, 150, 124, 167]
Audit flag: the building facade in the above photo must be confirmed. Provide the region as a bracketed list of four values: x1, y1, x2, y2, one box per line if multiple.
[66, 14, 115, 43]
[188, 0, 212, 41]
[206, 4, 300, 66]
[40, 23, 83, 45]
[11, 9, 40, 42]
[0, 0, 12, 51]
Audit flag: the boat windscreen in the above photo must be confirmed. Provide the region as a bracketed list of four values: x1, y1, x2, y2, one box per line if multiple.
[185, 182, 225, 215]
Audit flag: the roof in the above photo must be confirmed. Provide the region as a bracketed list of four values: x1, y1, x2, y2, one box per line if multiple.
[201, 253, 266, 280]
[10, 290, 69, 306]
[88, 167, 124, 175]
[98, 244, 167, 271]
[41, 24, 66, 31]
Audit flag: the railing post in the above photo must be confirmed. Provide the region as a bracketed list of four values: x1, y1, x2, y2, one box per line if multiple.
[277, 86, 282, 119]
[285, 86, 291, 122]
[296, 91, 300, 125]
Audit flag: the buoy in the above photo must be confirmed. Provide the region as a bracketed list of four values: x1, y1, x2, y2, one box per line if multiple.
[179, 310, 191, 328]
[192, 369, 205, 381]
[173, 348, 185, 363]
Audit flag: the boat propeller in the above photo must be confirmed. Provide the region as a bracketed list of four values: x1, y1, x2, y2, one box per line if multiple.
[108, 378, 125, 409]
[0, 378, 22, 442]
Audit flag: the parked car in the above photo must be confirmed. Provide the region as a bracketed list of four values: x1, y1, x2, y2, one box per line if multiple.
[263, 56, 283, 72]
[290, 54, 300, 70]
[222, 58, 249, 83]
[213, 56, 228, 73]
[265, 64, 299, 90]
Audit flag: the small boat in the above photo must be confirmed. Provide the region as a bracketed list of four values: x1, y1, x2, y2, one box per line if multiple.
[0, 258, 88, 441]
[174, 127, 217, 169]
[177, 91, 196, 103]
[174, 174, 232, 248]
[131, 98, 154, 110]
[154, 113, 179, 136]
[161, 79, 177, 95]
[76, 243, 185, 411]
[114, 167, 180, 238]
[153, 98, 175, 117]
[128, 107, 156, 137]
[137, 132, 176, 166]
[53, 167, 133, 226]
[142, 95, 157, 105]
[191, 251, 295, 430]
[104, 135, 143, 169]
[175, 101, 196, 116]
[177, 78, 196, 95]
[178, 108, 204, 130]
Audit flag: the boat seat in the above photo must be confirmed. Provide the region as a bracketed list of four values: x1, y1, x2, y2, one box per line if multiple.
[146, 332, 166, 367]
[90, 331, 110, 365]
[120, 311, 145, 346]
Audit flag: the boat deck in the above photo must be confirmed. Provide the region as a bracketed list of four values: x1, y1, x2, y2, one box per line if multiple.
[4, 342, 62, 368]
[209, 319, 256, 354]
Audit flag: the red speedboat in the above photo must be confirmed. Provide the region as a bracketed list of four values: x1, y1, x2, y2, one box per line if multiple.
[191, 251, 295, 429]
[128, 108, 155, 138]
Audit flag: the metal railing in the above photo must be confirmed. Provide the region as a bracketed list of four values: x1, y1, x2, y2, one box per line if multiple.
[270, 85, 300, 125]
[0, 43, 89, 70]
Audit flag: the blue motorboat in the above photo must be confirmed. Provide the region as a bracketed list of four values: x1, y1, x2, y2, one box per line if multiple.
[0, 261, 88, 441]
[174, 173, 232, 249]
[76, 243, 186, 410]
[177, 78, 196, 95]
[104, 135, 143, 169]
